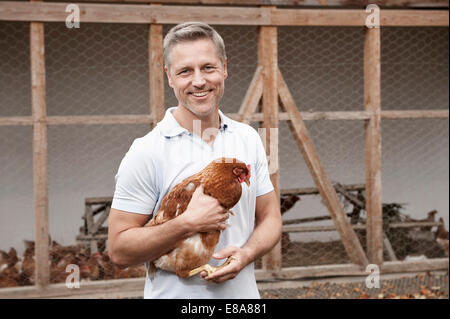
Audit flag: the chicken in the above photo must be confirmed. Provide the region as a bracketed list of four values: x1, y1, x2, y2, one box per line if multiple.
[280, 195, 300, 253]
[405, 210, 438, 231]
[21, 241, 35, 284]
[435, 217, 449, 257]
[280, 195, 300, 214]
[145, 157, 251, 278]
[0, 247, 18, 269]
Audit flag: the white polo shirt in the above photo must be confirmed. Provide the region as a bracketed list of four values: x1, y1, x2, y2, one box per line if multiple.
[112, 107, 274, 299]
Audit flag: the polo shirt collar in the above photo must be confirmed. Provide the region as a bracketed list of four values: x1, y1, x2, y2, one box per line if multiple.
[159, 107, 234, 138]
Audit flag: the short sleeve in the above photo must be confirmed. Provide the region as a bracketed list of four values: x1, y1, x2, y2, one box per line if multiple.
[111, 140, 159, 215]
[254, 131, 274, 197]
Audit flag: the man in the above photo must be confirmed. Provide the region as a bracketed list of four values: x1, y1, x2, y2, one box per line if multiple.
[108, 22, 281, 299]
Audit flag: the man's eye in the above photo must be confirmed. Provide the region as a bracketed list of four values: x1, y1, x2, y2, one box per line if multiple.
[204, 66, 215, 71]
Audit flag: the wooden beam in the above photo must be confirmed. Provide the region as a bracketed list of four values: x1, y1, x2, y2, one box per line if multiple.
[149, 21, 165, 125]
[237, 66, 263, 124]
[255, 258, 448, 281]
[283, 221, 444, 232]
[2, 110, 447, 127]
[46, 115, 154, 125]
[30, 11, 49, 288]
[0, 116, 34, 126]
[0, 2, 448, 26]
[381, 110, 449, 119]
[271, 8, 449, 26]
[259, 24, 282, 272]
[33, 0, 450, 9]
[278, 68, 369, 267]
[364, 27, 383, 266]
[281, 183, 366, 196]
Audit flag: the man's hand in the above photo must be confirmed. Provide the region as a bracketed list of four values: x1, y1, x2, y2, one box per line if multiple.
[182, 184, 230, 233]
[200, 246, 250, 284]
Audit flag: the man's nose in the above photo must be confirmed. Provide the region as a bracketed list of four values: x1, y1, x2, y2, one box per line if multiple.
[192, 70, 206, 88]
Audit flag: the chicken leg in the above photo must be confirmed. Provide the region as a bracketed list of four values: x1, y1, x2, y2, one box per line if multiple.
[188, 256, 237, 278]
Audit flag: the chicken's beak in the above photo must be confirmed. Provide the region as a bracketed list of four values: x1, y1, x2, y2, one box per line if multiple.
[245, 178, 250, 187]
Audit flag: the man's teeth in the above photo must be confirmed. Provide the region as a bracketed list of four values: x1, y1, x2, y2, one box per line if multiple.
[192, 91, 209, 97]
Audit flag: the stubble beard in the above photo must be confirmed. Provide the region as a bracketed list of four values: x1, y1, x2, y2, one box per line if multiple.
[181, 84, 225, 118]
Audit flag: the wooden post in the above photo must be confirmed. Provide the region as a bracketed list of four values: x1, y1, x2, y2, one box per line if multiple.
[259, 22, 282, 271]
[30, 13, 49, 287]
[278, 68, 369, 267]
[237, 66, 263, 124]
[364, 26, 383, 265]
[149, 21, 165, 126]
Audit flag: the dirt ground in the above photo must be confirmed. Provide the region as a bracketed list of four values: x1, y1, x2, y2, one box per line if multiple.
[259, 272, 449, 299]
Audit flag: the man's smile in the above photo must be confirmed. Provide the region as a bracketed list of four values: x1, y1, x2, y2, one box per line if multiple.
[189, 89, 213, 98]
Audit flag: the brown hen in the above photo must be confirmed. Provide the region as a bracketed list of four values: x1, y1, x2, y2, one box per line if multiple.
[146, 157, 251, 278]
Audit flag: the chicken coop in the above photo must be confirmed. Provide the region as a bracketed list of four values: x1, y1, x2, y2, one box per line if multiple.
[0, 0, 449, 298]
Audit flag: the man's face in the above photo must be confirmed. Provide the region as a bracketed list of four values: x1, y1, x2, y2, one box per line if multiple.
[165, 39, 228, 118]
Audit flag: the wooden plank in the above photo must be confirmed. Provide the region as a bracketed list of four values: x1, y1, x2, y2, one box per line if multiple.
[149, 22, 165, 125]
[271, 8, 449, 26]
[91, 205, 111, 234]
[283, 221, 444, 233]
[364, 27, 383, 266]
[85, 197, 113, 205]
[237, 66, 263, 124]
[2, 110, 447, 127]
[255, 258, 448, 281]
[283, 224, 367, 233]
[380, 9, 450, 26]
[0, 116, 34, 126]
[281, 183, 366, 196]
[0, 2, 269, 25]
[30, 12, 49, 288]
[278, 68, 369, 267]
[381, 110, 449, 119]
[46, 115, 154, 125]
[383, 232, 398, 261]
[43, 0, 450, 8]
[259, 24, 282, 272]
[0, 277, 145, 299]
[0, 2, 448, 26]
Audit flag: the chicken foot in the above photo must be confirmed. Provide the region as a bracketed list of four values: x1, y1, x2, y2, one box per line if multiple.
[187, 256, 237, 278]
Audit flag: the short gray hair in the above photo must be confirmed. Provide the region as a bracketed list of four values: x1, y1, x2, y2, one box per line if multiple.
[163, 22, 226, 69]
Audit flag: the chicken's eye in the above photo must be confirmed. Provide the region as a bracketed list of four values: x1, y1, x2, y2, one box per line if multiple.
[233, 167, 243, 176]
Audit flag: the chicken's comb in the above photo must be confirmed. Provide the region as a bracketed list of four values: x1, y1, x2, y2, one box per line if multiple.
[246, 164, 251, 179]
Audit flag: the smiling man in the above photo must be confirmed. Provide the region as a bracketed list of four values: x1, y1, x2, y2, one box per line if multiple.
[107, 22, 281, 299]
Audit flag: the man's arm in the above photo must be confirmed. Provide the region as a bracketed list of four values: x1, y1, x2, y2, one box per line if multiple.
[108, 185, 230, 268]
[203, 190, 282, 283]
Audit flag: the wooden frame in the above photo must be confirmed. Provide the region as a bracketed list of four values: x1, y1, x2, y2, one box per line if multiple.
[0, 1, 448, 296]
[0, 2, 448, 26]
[21, 0, 450, 7]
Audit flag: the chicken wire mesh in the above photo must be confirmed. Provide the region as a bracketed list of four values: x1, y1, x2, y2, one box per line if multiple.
[0, 21, 448, 289]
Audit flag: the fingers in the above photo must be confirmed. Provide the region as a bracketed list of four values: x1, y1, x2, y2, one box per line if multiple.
[205, 258, 240, 283]
[193, 184, 204, 196]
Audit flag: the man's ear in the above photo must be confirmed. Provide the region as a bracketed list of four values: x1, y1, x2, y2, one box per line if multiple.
[223, 58, 228, 80]
[165, 65, 173, 88]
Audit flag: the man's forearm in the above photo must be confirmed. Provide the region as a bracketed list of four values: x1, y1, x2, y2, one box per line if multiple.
[110, 215, 194, 267]
[241, 214, 282, 265]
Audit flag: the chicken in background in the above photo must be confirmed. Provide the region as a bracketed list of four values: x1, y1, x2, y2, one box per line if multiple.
[21, 240, 35, 285]
[0, 240, 148, 288]
[405, 210, 438, 232]
[146, 157, 251, 278]
[280, 195, 300, 214]
[280, 195, 300, 253]
[435, 217, 449, 257]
